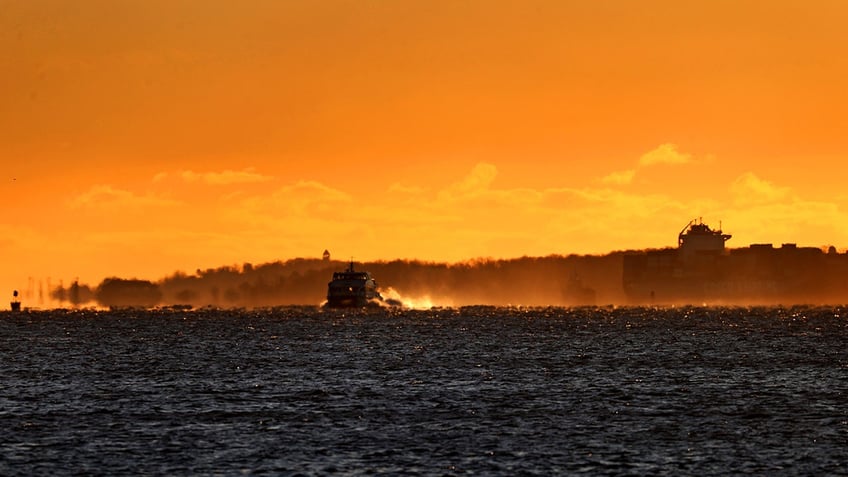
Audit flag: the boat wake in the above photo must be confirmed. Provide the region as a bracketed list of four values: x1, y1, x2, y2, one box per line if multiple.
[380, 287, 443, 309]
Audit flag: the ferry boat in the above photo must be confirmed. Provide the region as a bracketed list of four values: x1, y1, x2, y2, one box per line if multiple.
[325, 261, 384, 307]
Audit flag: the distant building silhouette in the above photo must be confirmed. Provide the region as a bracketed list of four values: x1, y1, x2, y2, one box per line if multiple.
[323, 249, 331, 261]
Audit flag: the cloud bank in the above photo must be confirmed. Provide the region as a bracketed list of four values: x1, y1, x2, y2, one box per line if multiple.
[68, 185, 180, 209]
[12, 155, 845, 306]
[638, 143, 693, 166]
[154, 168, 273, 185]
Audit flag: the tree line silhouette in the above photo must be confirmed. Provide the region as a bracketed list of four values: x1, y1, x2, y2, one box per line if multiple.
[49, 245, 848, 309]
[50, 255, 626, 308]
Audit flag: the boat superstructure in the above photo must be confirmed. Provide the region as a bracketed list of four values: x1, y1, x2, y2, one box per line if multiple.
[325, 261, 383, 307]
[677, 219, 732, 254]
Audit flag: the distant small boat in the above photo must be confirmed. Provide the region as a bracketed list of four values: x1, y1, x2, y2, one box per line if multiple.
[325, 261, 384, 308]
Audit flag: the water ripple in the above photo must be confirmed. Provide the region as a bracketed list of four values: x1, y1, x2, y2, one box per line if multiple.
[0, 306, 846, 475]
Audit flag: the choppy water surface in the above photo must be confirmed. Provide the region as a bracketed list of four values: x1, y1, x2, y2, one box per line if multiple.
[1, 306, 846, 475]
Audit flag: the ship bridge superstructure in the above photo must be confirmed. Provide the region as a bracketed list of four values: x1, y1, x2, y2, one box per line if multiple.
[623, 219, 848, 305]
[678, 218, 731, 255]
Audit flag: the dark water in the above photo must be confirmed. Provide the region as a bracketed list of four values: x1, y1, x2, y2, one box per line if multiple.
[1, 306, 846, 476]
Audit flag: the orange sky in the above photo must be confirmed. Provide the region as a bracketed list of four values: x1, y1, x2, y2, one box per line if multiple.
[2, 1, 848, 304]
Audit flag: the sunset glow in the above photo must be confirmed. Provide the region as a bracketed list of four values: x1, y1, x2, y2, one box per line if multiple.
[3, 1, 848, 304]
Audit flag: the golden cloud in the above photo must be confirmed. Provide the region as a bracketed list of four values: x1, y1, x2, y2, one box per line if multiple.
[600, 169, 636, 185]
[600, 144, 697, 187]
[234, 180, 352, 221]
[387, 183, 426, 195]
[57, 163, 848, 269]
[638, 143, 693, 166]
[730, 172, 792, 205]
[723, 201, 848, 247]
[154, 168, 273, 185]
[440, 162, 498, 199]
[67, 185, 180, 210]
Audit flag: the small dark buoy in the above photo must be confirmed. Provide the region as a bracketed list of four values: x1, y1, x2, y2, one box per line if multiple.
[11, 290, 21, 312]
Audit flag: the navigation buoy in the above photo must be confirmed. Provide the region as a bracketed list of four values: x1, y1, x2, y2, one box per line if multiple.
[11, 290, 21, 312]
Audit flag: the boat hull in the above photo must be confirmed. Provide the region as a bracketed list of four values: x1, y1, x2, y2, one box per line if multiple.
[324, 296, 382, 308]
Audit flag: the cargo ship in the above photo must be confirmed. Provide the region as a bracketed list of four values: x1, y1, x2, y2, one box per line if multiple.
[623, 219, 848, 305]
[325, 261, 384, 307]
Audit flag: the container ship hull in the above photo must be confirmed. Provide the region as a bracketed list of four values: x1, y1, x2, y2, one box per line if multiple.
[622, 220, 848, 305]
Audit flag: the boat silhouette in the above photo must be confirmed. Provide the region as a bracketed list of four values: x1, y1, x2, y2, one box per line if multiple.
[325, 261, 385, 308]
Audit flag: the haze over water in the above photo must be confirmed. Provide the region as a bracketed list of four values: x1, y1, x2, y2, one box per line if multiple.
[2, 306, 845, 475]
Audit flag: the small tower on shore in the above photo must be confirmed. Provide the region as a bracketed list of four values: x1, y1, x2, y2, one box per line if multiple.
[323, 249, 331, 261]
